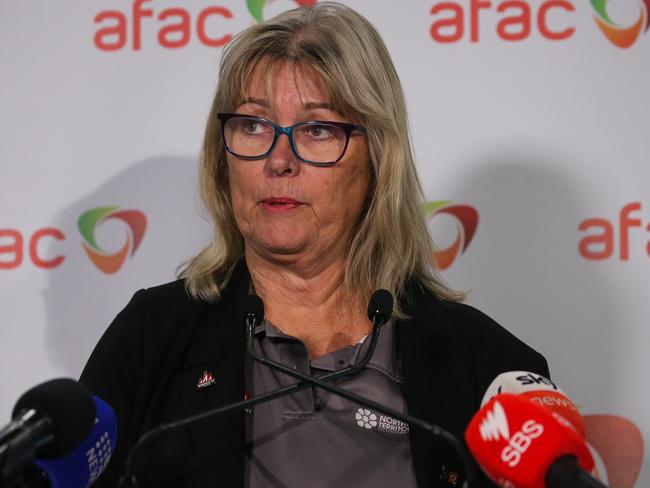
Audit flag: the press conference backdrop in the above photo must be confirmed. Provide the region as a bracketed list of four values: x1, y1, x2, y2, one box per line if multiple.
[1, 0, 647, 485]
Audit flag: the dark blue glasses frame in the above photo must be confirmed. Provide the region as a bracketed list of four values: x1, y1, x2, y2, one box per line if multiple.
[217, 113, 367, 167]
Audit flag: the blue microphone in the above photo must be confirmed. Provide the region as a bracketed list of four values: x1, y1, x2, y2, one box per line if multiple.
[1, 378, 117, 487]
[33, 395, 117, 487]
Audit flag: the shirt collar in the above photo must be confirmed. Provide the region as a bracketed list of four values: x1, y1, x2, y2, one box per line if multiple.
[255, 318, 402, 382]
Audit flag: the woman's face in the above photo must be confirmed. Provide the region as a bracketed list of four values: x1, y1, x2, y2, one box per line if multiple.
[227, 60, 371, 267]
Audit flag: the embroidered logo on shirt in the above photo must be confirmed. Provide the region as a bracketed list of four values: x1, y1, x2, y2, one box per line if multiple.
[197, 370, 216, 389]
[355, 408, 378, 429]
[354, 408, 409, 434]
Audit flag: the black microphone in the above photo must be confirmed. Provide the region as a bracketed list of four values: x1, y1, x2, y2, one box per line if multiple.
[366, 288, 393, 324]
[0, 378, 117, 488]
[241, 294, 264, 332]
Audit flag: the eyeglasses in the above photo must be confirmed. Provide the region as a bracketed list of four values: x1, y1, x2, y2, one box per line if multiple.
[217, 113, 367, 167]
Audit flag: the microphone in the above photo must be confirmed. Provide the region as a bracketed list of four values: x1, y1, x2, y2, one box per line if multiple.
[366, 288, 393, 324]
[465, 393, 606, 488]
[241, 294, 264, 331]
[0, 378, 117, 488]
[481, 371, 586, 439]
[243, 291, 418, 430]
[121, 290, 475, 488]
[119, 290, 400, 488]
[243, 290, 476, 487]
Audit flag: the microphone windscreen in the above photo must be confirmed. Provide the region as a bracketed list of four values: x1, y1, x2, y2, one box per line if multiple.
[367, 289, 393, 322]
[12, 378, 96, 458]
[465, 393, 594, 488]
[34, 395, 117, 488]
[241, 294, 265, 327]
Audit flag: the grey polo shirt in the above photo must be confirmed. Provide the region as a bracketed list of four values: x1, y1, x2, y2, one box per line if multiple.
[244, 319, 417, 487]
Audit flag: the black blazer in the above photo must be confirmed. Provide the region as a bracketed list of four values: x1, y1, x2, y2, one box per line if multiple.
[80, 264, 549, 487]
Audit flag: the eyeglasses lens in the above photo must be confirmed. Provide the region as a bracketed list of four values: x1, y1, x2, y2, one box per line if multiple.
[224, 117, 347, 163]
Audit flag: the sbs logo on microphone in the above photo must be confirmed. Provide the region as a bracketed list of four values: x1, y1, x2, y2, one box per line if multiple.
[479, 401, 510, 442]
[479, 401, 545, 467]
[502, 421, 544, 468]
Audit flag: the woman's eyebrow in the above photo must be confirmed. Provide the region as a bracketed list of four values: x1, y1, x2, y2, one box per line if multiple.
[237, 99, 338, 114]
[302, 102, 336, 111]
[239, 97, 268, 107]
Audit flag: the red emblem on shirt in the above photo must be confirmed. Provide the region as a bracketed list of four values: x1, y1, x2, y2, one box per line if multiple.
[197, 370, 215, 389]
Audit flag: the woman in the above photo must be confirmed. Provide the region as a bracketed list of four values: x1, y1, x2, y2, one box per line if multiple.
[81, 3, 548, 487]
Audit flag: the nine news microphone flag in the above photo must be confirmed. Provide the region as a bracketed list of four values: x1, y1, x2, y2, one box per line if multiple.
[1, 378, 116, 488]
[33, 395, 116, 488]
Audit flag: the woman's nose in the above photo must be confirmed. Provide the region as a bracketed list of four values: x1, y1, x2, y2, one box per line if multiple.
[265, 132, 300, 177]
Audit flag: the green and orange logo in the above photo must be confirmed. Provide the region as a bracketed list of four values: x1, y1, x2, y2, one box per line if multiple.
[590, 0, 650, 48]
[78, 207, 147, 274]
[246, 0, 317, 23]
[423, 201, 479, 270]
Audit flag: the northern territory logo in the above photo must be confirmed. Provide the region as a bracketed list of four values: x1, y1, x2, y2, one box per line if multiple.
[590, 0, 650, 48]
[247, 0, 317, 23]
[423, 201, 479, 270]
[78, 207, 147, 274]
[354, 408, 409, 434]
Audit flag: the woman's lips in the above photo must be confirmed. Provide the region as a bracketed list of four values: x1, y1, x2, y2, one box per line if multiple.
[260, 197, 304, 212]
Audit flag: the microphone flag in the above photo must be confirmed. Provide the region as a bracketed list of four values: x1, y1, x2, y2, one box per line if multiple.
[33, 395, 117, 488]
[465, 393, 594, 488]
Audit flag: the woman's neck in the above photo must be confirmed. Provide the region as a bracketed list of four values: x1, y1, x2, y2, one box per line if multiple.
[245, 248, 370, 359]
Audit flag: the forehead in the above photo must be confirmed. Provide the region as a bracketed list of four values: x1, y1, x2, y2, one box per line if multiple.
[239, 59, 336, 110]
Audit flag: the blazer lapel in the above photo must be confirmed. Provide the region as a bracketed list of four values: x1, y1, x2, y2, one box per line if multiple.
[178, 263, 250, 488]
[400, 290, 473, 488]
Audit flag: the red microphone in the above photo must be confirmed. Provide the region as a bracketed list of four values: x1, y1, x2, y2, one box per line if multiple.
[465, 393, 605, 488]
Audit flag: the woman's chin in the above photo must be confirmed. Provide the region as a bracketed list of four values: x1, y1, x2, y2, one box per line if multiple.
[249, 235, 311, 259]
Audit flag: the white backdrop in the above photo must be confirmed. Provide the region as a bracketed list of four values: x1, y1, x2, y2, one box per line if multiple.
[1, 1, 648, 485]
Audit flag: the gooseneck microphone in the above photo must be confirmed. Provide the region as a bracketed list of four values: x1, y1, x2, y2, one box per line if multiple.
[244, 291, 476, 488]
[120, 290, 475, 487]
[0, 378, 117, 488]
[120, 290, 397, 488]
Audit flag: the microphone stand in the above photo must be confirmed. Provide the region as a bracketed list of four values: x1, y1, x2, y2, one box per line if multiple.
[119, 311, 386, 488]
[121, 295, 476, 488]
[244, 315, 476, 488]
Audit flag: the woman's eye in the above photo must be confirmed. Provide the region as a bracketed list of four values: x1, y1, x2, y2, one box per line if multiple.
[303, 124, 335, 139]
[243, 121, 263, 134]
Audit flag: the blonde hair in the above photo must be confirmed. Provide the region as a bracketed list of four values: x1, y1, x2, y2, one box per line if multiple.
[179, 2, 462, 315]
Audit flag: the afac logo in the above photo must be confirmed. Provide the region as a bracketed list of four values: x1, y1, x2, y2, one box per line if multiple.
[423, 201, 479, 270]
[590, 0, 650, 48]
[78, 207, 147, 274]
[578, 202, 649, 261]
[247, 0, 317, 22]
